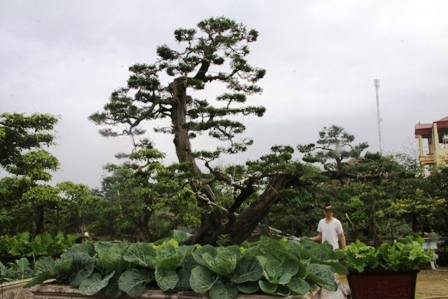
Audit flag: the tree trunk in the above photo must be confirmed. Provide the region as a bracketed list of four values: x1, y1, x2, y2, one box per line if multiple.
[32, 201, 44, 238]
[185, 177, 292, 246]
[411, 213, 418, 232]
[171, 77, 199, 169]
[225, 176, 292, 245]
[136, 207, 152, 242]
[171, 78, 224, 245]
[369, 208, 382, 248]
[171, 77, 295, 245]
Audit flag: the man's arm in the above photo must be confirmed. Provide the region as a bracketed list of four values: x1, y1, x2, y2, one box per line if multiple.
[339, 232, 346, 248]
[310, 232, 322, 242]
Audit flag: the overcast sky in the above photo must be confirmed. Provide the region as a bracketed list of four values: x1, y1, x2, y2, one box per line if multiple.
[2, 1, 448, 189]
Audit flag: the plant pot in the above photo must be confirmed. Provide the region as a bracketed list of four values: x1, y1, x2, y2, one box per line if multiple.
[346, 269, 419, 299]
[29, 283, 342, 299]
[0, 279, 33, 299]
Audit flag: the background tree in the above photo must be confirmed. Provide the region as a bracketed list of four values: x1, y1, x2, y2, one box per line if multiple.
[298, 125, 369, 174]
[415, 167, 448, 236]
[297, 126, 432, 247]
[0, 113, 59, 236]
[0, 112, 100, 237]
[52, 181, 102, 234]
[90, 145, 200, 242]
[0, 112, 58, 168]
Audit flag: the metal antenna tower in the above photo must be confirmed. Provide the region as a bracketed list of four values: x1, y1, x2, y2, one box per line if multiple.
[374, 79, 382, 153]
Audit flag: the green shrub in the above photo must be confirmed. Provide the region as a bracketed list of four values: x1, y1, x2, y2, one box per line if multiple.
[0, 232, 77, 257]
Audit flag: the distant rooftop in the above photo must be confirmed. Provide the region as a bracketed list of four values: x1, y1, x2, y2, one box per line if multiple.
[415, 116, 448, 138]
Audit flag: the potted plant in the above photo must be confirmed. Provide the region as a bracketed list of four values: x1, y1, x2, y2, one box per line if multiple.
[26, 234, 349, 299]
[342, 235, 434, 299]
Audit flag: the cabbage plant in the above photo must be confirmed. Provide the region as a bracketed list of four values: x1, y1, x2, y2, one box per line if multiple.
[26, 236, 347, 299]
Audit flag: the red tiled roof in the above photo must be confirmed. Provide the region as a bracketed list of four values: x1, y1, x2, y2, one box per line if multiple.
[436, 116, 448, 122]
[415, 116, 448, 136]
[435, 116, 448, 129]
[415, 123, 432, 130]
[415, 123, 432, 136]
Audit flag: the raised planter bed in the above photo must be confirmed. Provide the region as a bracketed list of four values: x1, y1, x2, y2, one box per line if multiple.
[0, 279, 33, 299]
[29, 283, 348, 299]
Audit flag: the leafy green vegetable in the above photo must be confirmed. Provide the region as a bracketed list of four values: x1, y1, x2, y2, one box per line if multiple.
[118, 269, 153, 297]
[0, 232, 76, 257]
[103, 275, 123, 299]
[342, 240, 378, 272]
[209, 280, 239, 299]
[192, 245, 239, 276]
[343, 235, 434, 272]
[237, 281, 259, 294]
[305, 263, 338, 291]
[69, 252, 95, 287]
[0, 257, 33, 283]
[79, 272, 115, 295]
[231, 255, 263, 284]
[189, 266, 217, 293]
[286, 277, 310, 295]
[122, 243, 156, 268]
[155, 267, 178, 291]
[94, 242, 130, 274]
[25, 236, 347, 299]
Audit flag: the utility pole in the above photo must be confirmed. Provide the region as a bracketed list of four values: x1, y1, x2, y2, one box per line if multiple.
[374, 79, 382, 153]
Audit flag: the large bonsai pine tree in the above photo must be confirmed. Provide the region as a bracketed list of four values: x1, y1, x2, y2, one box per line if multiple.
[90, 17, 306, 245]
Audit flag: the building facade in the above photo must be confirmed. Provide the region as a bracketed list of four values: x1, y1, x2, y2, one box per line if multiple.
[415, 116, 448, 167]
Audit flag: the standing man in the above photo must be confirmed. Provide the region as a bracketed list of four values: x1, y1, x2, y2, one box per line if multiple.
[310, 203, 346, 250]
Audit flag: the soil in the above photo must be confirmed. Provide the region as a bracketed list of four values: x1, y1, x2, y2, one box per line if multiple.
[339, 267, 448, 299]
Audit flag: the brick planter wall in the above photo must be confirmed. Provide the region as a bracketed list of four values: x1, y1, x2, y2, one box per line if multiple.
[29, 283, 350, 299]
[0, 279, 33, 299]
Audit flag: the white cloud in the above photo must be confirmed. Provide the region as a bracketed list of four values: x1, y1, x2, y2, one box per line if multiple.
[1, 0, 448, 188]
